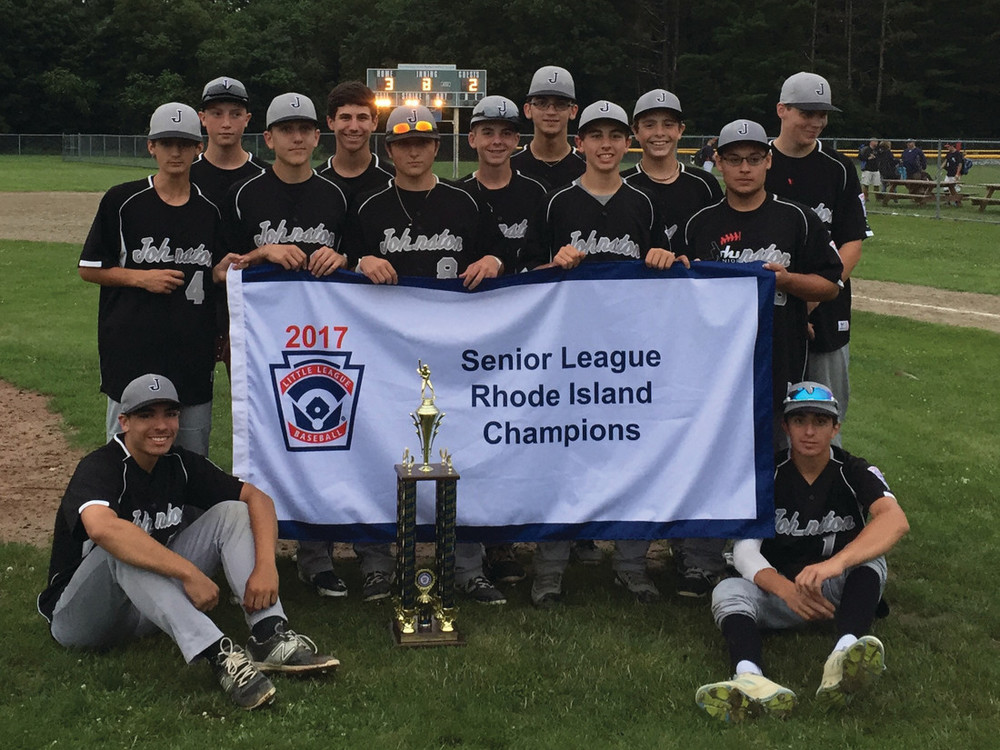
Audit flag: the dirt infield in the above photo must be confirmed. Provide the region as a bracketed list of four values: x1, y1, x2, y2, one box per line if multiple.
[1, 191, 997, 548]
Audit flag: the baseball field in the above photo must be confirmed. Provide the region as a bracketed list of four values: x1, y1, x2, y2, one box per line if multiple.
[1, 156, 998, 748]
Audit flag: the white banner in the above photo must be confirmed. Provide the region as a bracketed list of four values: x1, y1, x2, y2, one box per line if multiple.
[229, 262, 775, 543]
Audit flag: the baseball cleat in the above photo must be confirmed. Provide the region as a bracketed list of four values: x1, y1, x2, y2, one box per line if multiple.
[815, 635, 886, 709]
[210, 637, 276, 710]
[695, 673, 796, 722]
[247, 625, 340, 674]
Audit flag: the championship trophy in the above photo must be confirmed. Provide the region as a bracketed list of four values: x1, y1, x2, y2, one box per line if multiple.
[392, 361, 465, 646]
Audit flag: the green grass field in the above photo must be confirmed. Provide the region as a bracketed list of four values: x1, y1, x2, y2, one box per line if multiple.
[2, 159, 999, 747]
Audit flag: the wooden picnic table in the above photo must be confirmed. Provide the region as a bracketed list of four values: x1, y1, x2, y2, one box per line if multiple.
[972, 183, 1000, 212]
[878, 179, 937, 205]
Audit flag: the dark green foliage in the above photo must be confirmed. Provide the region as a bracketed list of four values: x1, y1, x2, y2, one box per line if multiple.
[2, 0, 999, 136]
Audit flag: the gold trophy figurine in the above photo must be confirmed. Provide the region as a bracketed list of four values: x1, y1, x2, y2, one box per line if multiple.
[411, 360, 444, 472]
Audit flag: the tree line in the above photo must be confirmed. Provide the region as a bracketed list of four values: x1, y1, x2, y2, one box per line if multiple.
[3, 0, 997, 138]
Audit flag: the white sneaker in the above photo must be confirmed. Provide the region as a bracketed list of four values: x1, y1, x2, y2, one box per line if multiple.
[815, 635, 886, 709]
[695, 672, 796, 722]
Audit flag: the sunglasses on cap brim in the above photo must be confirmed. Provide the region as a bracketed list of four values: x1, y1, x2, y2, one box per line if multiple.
[392, 120, 435, 134]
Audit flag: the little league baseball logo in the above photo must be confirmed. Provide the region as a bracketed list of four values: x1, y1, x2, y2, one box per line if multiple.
[270, 351, 364, 451]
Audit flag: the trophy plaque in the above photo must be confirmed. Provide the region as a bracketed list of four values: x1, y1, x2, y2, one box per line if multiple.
[392, 361, 465, 647]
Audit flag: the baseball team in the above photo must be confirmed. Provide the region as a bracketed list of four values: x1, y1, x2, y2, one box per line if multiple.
[37, 65, 909, 721]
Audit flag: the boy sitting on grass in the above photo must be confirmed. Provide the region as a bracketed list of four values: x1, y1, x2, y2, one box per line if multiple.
[696, 382, 909, 722]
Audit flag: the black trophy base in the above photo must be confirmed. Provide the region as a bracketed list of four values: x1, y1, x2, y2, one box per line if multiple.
[391, 617, 466, 648]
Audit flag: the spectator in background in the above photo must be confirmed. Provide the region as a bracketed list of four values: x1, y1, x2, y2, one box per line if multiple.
[941, 142, 964, 205]
[876, 140, 899, 183]
[858, 138, 881, 201]
[697, 137, 718, 172]
[900, 140, 927, 180]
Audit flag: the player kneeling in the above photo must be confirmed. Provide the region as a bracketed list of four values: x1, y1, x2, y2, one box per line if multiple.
[695, 382, 909, 722]
[38, 374, 339, 710]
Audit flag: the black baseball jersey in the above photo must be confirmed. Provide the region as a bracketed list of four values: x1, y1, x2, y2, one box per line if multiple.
[79, 178, 224, 404]
[317, 153, 395, 209]
[510, 145, 586, 190]
[766, 141, 868, 353]
[457, 170, 548, 272]
[944, 149, 963, 178]
[763, 447, 894, 579]
[344, 178, 501, 279]
[680, 193, 843, 406]
[190, 152, 268, 207]
[38, 437, 243, 621]
[520, 180, 669, 271]
[226, 167, 349, 259]
[621, 162, 724, 248]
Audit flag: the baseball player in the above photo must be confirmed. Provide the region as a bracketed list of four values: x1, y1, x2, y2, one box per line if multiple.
[79, 102, 231, 456]
[622, 90, 724, 257]
[191, 76, 268, 378]
[317, 80, 395, 207]
[224, 92, 349, 278]
[343, 104, 506, 604]
[457, 94, 548, 584]
[695, 382, 909, 722]
[38, 373, 340, 710]
[521, 100, 687, 607]
[510, 65, 586, 189]
[191, 76, 268, 207]
[222, 93, 351, 599]
[766, 73, 868, 444]
[305, 79, 396, 603]
[458, 95, 547, 290]
[680, 119, 843, 446]
[621, 89, 725, 599]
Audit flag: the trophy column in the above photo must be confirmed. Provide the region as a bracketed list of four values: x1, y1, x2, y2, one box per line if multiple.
[392, 463, 464, 646]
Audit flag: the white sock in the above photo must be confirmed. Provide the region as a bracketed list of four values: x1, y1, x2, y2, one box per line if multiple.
[735, 660, 763, 677]
[834, 634, 858, 653]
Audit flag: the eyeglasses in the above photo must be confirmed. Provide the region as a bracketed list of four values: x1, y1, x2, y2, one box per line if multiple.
[528, 98, 573, 111]
[392, 120, 435, 134]
[719, 153, 768, 167]
[784, 384, 837, 405]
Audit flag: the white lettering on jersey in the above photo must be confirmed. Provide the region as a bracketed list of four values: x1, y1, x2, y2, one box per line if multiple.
[130, 502, 184, 533]
[498, 219, 528, 239]
[665, 223, 679, 240]
[568, 230, 640, 258]
[254, 219, 335, 247]
[774, 508, 856, 537]
[379, 227, 464, 254]
[811, 202, 833, 225]
[717, 243, 792, 267]
[132, 237, 212, 267]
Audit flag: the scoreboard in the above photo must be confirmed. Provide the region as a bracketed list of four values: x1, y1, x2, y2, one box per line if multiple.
[367, 65, 487, 108]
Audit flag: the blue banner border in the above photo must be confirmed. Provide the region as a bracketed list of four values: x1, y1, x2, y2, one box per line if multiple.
[242, 261, 776, 542]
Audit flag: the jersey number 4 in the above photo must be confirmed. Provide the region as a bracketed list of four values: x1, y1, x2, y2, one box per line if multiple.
[185, 270, 205, 305]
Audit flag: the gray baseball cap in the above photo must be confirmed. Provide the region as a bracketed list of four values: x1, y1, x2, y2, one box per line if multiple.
[470, 95, 521, 126]
[201, 76, 249, 105]
[385, 105, 440, 143]
[578, 100, 630, 133]
[779, 71, 841, 112]
[632, 89, 683, 121]
[120, 374, 181, 414]
[782, 381, 840, 420]
[148, 103, 202, 142]
[266, 93, 318, 128]
[717, 119, 769, 151]
[527, 65, 575, 100]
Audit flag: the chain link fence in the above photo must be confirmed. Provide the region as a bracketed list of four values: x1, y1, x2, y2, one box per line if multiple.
[3, 133, 999, 224]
